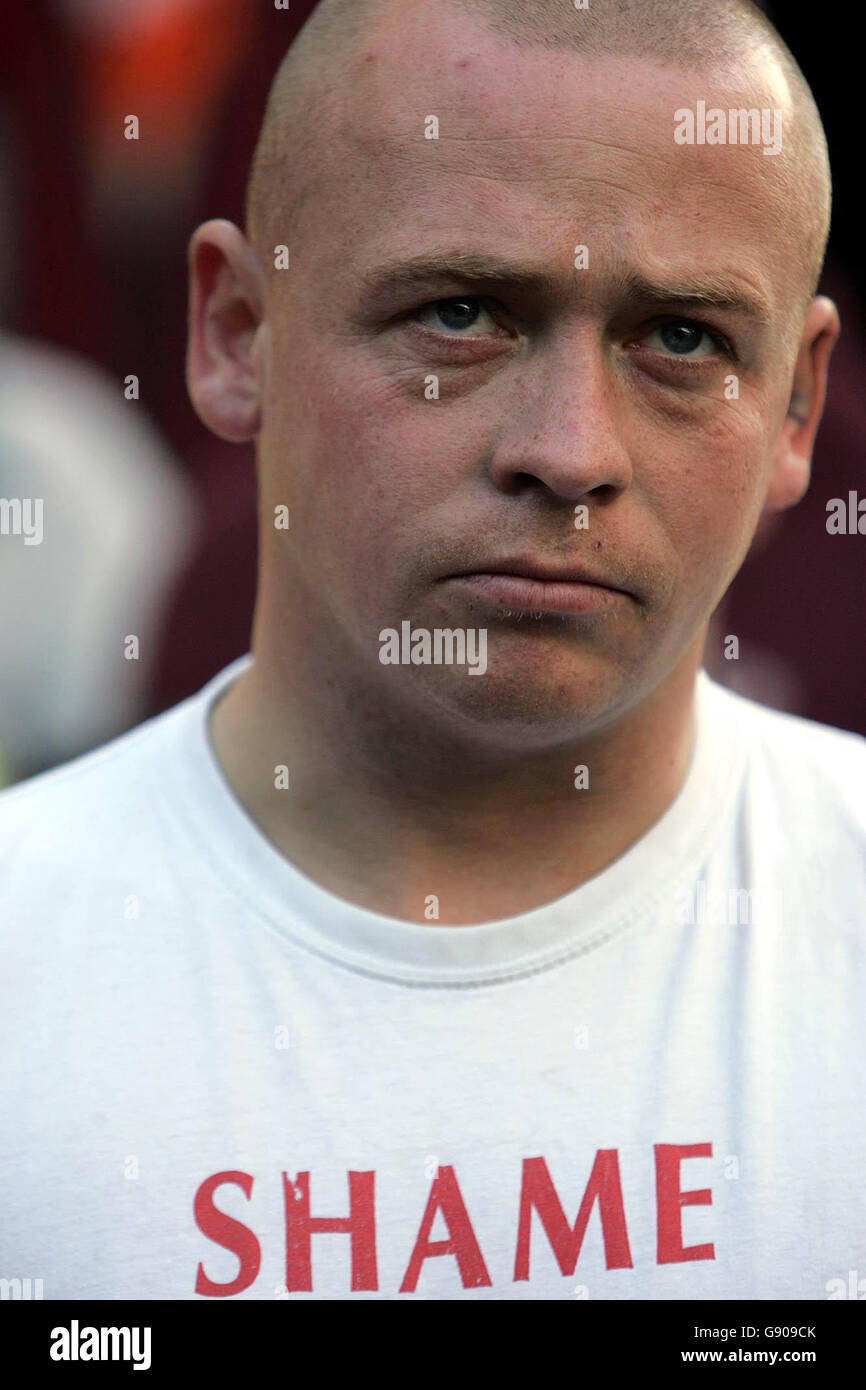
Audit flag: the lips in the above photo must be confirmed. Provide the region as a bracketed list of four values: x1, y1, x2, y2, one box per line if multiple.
[451, 557, 627, 589]
[446, 557, 630, 617]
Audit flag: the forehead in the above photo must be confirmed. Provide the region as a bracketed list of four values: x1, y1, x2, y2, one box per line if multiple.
[295, 13, 801, 318]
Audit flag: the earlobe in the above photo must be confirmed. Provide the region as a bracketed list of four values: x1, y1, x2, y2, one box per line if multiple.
[763, 295, 840, 515]
[763, 424, 810, 512]
[186, 219, 266, 443]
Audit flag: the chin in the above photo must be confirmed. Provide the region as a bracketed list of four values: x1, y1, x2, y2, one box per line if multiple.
[417, 659, 627, 749]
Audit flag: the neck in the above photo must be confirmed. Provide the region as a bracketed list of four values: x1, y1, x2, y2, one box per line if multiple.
[210, 616, 706, 925]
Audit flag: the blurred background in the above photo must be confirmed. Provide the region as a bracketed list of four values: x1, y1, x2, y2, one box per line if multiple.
[0, 0, 862, 786]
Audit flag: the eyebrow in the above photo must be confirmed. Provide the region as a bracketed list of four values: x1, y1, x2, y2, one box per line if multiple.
[620, 271, 772, 327]
[357, 251, 771, 326]
[358, 252, 559, 301]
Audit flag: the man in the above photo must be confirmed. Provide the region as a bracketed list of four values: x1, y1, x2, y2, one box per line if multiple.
[1, 0, 862, 1301]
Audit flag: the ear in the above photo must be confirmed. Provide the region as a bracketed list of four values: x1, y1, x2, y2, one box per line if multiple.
[186, 219, 267, 443]
[763, 295, 840, 513]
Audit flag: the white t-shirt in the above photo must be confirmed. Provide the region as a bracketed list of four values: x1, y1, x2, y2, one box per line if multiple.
[1, 657, 864, 1301]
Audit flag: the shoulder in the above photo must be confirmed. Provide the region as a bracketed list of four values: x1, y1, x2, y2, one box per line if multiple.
[0, 700, 184, 859]
[0, 659, 249, 892]
[703, 674, 866, 832]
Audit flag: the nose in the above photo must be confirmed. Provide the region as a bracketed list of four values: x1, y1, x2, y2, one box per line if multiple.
[486, 335, 633, 503]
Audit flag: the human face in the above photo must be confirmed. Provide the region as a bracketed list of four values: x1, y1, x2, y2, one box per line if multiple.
[254, 14, 828, 748]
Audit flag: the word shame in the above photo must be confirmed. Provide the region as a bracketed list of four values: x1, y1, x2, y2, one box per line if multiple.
[193, 1143, 715, 1296]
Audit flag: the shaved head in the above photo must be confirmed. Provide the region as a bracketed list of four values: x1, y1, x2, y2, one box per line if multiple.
[247, 0, 831, 310]
[191, 0, 840, 892]
[191, 0, 840, 789]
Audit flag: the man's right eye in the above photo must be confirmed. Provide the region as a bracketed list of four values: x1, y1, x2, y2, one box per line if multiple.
[412, 297, 500, 335]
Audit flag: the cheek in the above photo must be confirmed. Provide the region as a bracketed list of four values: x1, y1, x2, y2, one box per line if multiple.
[645, 401, 774, 577]
[264, 346, 485, 592]
[289, 353, 481, 506]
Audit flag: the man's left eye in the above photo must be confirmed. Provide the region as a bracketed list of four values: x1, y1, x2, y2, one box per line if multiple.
[416, 297, 498, 334]
[643, 320, 723, 358]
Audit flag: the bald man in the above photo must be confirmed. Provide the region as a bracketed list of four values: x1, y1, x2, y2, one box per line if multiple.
[1, 0, 863, 1302]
